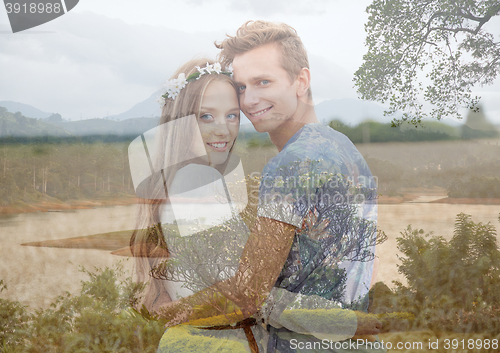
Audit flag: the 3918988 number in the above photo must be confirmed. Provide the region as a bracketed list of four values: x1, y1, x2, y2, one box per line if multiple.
[443, 339, 498, 350]
[5, 2, 62, 14]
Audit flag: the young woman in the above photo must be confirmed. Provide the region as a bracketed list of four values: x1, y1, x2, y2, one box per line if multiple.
[129, 59, 262, 352]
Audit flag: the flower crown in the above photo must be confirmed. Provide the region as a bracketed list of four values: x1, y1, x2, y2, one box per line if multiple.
[160, 62, 232, 103]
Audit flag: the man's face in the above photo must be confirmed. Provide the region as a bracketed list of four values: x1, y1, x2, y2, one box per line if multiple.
[232, 43, 299, 134]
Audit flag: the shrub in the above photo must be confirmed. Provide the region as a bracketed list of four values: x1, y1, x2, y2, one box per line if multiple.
[376, 312, 415, 333]
[0, 263, 166, 353]
[0, 280, 30, 350]
[393, 213, 500, 333]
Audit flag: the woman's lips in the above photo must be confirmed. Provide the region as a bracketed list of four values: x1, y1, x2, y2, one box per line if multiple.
[207, 142, 228, 151]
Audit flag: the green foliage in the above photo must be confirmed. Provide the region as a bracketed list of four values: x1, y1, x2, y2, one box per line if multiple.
[0, 280, 30, 350]
[0, 263, 165, 353]
[0, 108, 69, 138]
[354, 0, 500, 125]
[393, 213, 500, 333]
[46, 114, 63, 123]
[0, 106, 157, 142]
[329, 119, 458, 144]
[368, 282, 398, 314]
[376, 312, 415, 333]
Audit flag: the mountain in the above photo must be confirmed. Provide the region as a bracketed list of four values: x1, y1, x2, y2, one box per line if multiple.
[1, 95, 399, 127]
[49, 117, 158, 136]
[106, 91, 163, 121]
[0, 101, 53, 120]
[106, 95, 395, 126]
[0, 108, 70, 138]
[0, 103, 158, 139]
[2, 96, 467, 139]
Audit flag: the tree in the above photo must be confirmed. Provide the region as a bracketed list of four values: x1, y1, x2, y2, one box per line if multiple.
[461, 104, 499, 138]
[1, 118, 6, 137]
[14, 111, 28, 128]
[354, 0, 500, 126]
[46, 113, 63, 122]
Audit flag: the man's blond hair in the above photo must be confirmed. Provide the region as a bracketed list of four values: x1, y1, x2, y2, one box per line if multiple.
[216, 21, 312, 100]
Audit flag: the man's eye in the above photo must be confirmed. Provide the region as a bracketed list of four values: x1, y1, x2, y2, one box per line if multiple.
[259, 80, 269, 85]
[238, 85, 246, 92]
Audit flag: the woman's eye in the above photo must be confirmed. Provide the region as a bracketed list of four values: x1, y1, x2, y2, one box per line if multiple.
[200, 114, 214, 121]
[259, 80, 269, 85]
[227, 113, 239, 120]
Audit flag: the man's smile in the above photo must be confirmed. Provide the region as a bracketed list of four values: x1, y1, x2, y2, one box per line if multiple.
[248, 106, 273, 117]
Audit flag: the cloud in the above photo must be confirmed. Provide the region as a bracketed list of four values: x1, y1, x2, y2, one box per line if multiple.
[309, 54, 358, 102]
[0, 12, 225, 119]
[185, 0, 330, 16]
[1, 12, 223, 84]
[0, 3, 371, 120]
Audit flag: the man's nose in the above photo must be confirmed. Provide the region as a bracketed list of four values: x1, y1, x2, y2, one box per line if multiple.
[243, 87, 259, 108]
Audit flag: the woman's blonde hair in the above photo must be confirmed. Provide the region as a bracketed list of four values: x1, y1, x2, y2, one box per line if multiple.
[216, 20, 312, 100]
[130, 58, 239, 310]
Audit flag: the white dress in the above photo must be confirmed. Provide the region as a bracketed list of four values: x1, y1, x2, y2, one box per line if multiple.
[159, 160, 248, 301]
[156, 158, 267, 353]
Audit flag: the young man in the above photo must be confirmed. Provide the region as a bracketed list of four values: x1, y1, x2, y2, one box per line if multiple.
[216, 21, 384, 352]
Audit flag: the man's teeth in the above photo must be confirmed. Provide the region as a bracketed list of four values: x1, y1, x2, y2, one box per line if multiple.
[252, 108, 269, 117]
[209, 143, 227, 148]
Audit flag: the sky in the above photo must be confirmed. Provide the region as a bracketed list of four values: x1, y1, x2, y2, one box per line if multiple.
[0, 0, 499, 123]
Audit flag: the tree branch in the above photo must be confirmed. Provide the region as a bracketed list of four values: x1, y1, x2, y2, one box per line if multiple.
[430, 26, 482, 35]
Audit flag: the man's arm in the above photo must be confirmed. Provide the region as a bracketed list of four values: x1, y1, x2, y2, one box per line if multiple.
[150, 216, 296, 326]
[149, 216, 381, 340]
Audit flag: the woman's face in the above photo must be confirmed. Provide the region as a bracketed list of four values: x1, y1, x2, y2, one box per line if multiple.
[198, 80, 240, 166]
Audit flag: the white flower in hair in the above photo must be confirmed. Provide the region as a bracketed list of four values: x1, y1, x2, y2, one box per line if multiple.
[161, 63, 232, 101]
[164, 73, 188, 100]
[204, 62, 214, 73]
[174, 73, 188, 89]
[213, 62, 222, 74]
[156, 95, 165, 106]
[168, 90, 179, 100]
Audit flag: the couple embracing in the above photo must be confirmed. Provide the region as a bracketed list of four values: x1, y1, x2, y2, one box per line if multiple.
[130, 20, 385, 353]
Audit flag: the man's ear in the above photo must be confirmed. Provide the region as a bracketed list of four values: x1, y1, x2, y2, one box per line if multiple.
[295, 67, 311, 99]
